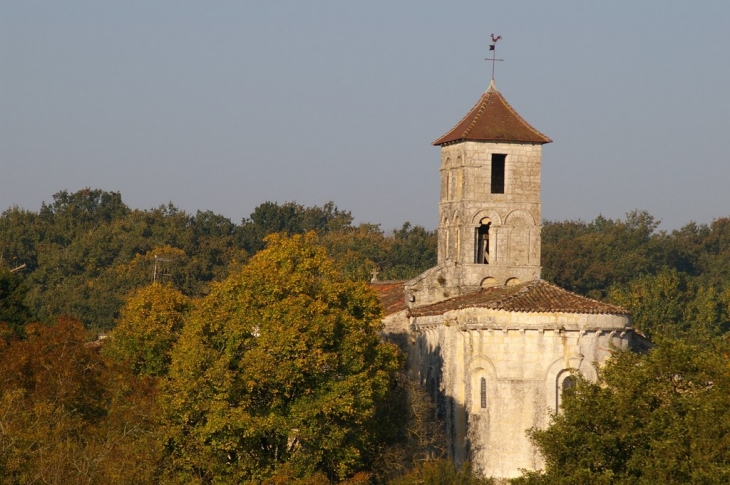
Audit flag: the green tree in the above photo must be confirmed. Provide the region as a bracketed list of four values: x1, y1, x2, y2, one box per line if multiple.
[382, 222, 437, 281]
[390, 460, 493, 485]
[162, 233, 402, 483]
[608, 268, 730, 339]
[515, 339, 730, 484]
[239, 201, 354, 253]
[7, 189, 244, 330]
[105, 282, 191, 376]
[665, 217, 730, 288]
[0, 206, 41, 271]
[38, 188, 130, 246]
[319, 223, 389, 281]
[542, 211, 664, 299]
[318, 222, 437, 283]
[0, 267, 33, 333]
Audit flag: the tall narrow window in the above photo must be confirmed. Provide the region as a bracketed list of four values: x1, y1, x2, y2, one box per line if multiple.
[475, 221, 490, 264]
[491, 154, 506, 194]
[480, 377, 487, 408]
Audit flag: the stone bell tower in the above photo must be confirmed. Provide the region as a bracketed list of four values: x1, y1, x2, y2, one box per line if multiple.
[377, 68, 640, 481]
[405, 79, 551, 307]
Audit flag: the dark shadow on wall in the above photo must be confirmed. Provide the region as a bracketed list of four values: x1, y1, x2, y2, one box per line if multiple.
[383, 329, 472, 466]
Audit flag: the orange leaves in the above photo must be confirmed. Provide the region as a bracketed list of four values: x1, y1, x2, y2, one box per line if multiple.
[0, 316, 162, 482]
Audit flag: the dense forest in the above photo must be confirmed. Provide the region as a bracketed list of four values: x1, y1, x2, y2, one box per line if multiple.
[2, 188, 730, 483]
[0, 189, 437, 333]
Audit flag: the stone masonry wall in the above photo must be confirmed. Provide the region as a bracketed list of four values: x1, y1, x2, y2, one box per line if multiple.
[407, 141, 543, 308]
[407, 308, 634, 479]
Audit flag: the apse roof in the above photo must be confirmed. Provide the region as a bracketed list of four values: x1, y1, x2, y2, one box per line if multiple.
[433, 79, 552, 146]
[371, 281, 408, 316]
[409, 279, 629, 317]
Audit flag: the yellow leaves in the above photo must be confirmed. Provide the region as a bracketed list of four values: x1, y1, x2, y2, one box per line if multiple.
[160, 232, 402, 482]
[105, 282, 191, 376]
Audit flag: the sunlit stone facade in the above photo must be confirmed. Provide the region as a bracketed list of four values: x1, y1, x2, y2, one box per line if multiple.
[379, 79, 644, 480]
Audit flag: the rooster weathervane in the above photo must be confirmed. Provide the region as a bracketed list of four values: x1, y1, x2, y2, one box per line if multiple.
[486, 34, 503, 80]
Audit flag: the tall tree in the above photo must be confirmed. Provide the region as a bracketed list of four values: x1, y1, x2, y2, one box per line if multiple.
[162, 233, 401, 483]
[239, 201, 353, 253]
[608, 268, 730, 340]
[0, 267, 33, 333]
[382, 222, 437, 281]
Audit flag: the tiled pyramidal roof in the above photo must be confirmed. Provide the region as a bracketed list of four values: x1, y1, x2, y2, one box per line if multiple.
[433, 79, 552, 146]
[409, 279, 629, 317]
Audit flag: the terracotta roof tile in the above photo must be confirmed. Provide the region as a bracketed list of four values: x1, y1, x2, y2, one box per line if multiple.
[433, 80, 551, 146]
[371, 281, 407, 316]
[409, 279, 629, 317]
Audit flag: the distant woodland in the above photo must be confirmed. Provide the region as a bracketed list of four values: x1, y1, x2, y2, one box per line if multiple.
[2, 188, 730, 483]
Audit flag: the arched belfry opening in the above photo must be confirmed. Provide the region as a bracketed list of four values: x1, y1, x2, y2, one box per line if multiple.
[475, 218, 491, 264]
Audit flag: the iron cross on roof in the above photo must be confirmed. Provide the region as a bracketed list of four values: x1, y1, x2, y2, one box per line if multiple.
[486, 34, 503, 80]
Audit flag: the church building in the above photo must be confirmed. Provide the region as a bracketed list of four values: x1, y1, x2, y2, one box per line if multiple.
[377, 76, 645, 479]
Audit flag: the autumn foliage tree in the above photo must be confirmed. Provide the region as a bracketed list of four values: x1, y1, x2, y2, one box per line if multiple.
[161, 233, 402, 483]
[0, 317, 161, 483]
[104, 281, 191, 376]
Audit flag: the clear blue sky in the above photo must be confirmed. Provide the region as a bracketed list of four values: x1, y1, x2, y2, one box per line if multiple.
[2, 1, 728, 231]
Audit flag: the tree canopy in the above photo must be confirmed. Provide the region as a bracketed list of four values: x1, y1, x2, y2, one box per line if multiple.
[104, 282, 191, 376]
[161, 233, 402, 483]
[0, 317, 161, 483]
[0, 189, 436, 331]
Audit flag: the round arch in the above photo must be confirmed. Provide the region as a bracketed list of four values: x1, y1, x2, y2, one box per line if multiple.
[480, 277, 498, 288]
[544, 355, 597, 414]
[467, 355, 498, 414]
[504, 209, 536, 226]
[471, 209, 502, 226]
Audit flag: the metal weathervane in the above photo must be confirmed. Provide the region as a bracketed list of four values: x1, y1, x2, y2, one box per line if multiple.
[486, 34, 503, 80]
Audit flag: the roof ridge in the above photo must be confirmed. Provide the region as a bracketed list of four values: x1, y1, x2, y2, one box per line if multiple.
[485, 279, 540, 309]
[459, 91, 492, 139]
[536, 279, 629, 311]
